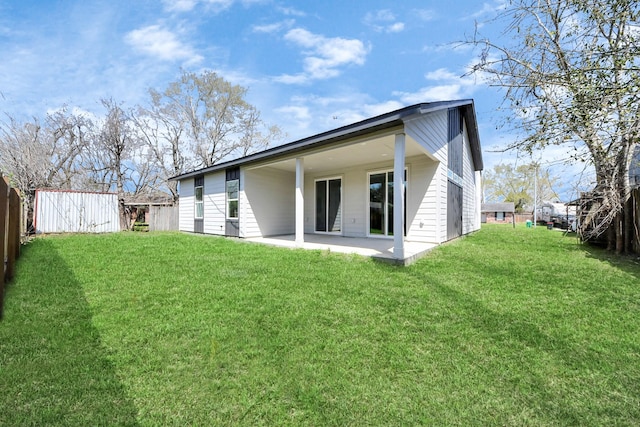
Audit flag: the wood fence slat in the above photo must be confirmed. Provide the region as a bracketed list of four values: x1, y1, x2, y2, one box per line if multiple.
[0, 176, 8, 319]
[0, 175, 23, 320]
[6, 187, 21, 281]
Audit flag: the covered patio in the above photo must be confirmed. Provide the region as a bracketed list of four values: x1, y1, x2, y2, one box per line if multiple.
[244, 234, 437, 265]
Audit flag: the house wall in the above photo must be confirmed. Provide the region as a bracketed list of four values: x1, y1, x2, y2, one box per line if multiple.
[406, 156, 439, 242]
[301, 155, 440, 243]
[304, 165, 358, 236]
[404, 109, 449, 243]
[178, 177, 195, 232]
[462, 121, 481, 235]
[484, 212, 515, 224]
[405, 108, 481, 241]
[203, 172, 226, 235]
[176, 107, 481, 243]
[242, 167, 295, 237]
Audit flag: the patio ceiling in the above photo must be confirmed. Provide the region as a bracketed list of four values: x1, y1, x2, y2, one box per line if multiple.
[246, 131, 430, 174]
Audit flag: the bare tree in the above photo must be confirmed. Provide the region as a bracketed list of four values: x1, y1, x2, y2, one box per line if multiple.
[467, 0, 640, 252]
[132, 89, 188, 203]
[86, 98, 141, 230]
[0, 106, 89, 211]
[162, 70, 283, 169]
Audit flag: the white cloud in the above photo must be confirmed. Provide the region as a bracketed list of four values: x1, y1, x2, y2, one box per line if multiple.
[277, 6, 306, 17]
[396, 85, 465, 104]
[362, 100, 405, 117]
[124, 25, 203, 65]
[393, 67, 480, 103]
[275, 105, 311, 122]
[162, 0, 234, 13]
[276, 28, 370, 84]
[364, 9, 405, 33]
[388, 22, 405, 33]
[252, 19, 295, 34]
[465, 1, 508, 20]
[414, 9, 436, 22]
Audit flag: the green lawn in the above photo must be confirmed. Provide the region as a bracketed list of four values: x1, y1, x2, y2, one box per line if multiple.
[1, 225, 639, 426]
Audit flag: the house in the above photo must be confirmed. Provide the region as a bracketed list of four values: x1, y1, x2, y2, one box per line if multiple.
[481, 202, 515, 224]
[170, 100, 484, 264]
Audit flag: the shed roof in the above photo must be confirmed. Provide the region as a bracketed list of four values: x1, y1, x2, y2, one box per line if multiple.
[170, 100, 483, 181]
[481, 202, 515, 213]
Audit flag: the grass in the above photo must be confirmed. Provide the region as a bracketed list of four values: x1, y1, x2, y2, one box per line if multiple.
[1, 225, 639, 425]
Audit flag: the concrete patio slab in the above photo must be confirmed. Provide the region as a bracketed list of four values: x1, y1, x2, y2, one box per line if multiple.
[244, 234, 437, 265]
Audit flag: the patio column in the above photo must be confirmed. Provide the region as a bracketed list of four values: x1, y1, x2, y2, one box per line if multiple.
[393, 133, 405, 259]
[295, 157, 304, 247]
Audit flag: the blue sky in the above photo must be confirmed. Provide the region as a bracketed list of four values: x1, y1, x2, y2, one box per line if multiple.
[0, 0, 591, 200]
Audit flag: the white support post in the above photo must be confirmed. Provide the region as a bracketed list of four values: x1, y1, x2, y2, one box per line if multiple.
[295, 157, 305, 247]
[394, 133, 405, 260]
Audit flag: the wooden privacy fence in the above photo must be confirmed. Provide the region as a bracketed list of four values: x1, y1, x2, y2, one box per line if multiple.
[0, 175, 22, 319]
[149, 206, 178, 231]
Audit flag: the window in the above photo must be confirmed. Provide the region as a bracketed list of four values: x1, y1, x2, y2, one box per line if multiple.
[495, 211, 505, 221]
[315, 178, 342, 233]
[368, 169, 407, 237]
[226, 179, 239, 219]
[195, 178, 204, 219]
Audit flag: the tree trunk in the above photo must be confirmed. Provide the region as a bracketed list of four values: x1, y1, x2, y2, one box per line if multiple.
[624, 196, 633, 254]
[606, 221, 616, 251]
[615, 212, 624, 254]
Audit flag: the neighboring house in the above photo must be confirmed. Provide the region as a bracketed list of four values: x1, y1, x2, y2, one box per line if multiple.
[539, 201, 577, 227]
[170, 100, 484, 263]
[481, 202, 515, 224]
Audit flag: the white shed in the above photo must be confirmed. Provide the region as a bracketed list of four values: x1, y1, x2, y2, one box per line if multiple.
[33, 189, 120, 234]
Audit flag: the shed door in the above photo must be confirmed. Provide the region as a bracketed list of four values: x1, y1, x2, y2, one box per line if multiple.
[447, 180, 463, 240]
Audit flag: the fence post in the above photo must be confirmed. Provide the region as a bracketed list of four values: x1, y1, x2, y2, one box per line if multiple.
[6, 187, 21, 282]
[0, 176, 8, 319]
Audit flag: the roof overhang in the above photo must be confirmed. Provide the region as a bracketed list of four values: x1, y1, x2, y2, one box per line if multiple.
[169, 100, 483, 181]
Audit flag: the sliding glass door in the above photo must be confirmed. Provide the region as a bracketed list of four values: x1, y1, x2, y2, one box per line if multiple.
[368, 170, 406, 237]
[315, 178, 342, 233]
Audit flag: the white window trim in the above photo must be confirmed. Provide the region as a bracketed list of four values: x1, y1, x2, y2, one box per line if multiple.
[366, 167, 408, 238]
[195, 184, 204, 219]
[226, 179, 239, 220]
[313, 175, 343, 234]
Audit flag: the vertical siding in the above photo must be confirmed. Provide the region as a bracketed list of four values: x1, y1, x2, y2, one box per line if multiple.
[462, 121, 481, 234]
[34, 190, 119, 233]
[203, 172, 226, 235]
[178, 178, 194, 232]
[405, 110, 449, 243]
[243, 167, 295, 237]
